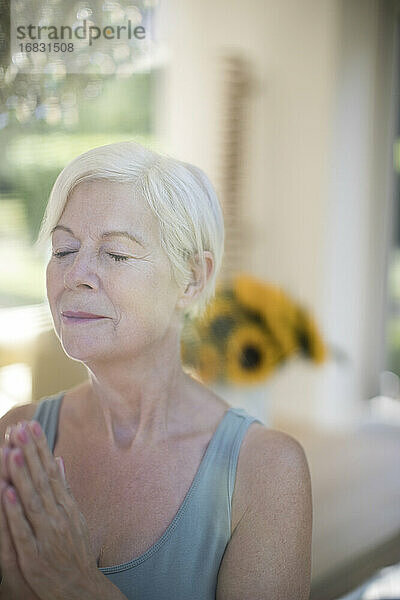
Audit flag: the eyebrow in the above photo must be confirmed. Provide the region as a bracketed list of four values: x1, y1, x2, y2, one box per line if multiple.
[50, 225, 145, 247]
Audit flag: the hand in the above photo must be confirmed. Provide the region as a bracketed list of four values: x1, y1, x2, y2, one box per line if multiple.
[0, 420, 101, 600]
[0, 425, 42, 599]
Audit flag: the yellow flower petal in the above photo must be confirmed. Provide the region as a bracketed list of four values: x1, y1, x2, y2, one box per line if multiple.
[196, 343, 222, 383]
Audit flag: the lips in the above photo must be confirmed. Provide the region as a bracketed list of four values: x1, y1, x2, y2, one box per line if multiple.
[62, 311, 107, 319]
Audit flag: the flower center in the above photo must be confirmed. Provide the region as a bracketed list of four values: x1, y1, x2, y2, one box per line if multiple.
[240, 345, 262, 369]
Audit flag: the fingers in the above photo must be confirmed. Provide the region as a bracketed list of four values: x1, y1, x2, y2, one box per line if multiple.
[9, 446, 55, 536]
[4, 426, 11, 445]
[6, 424, 57, 525]
[0, 482, 37, 567]
[1, 445, 11, 484]
[0, 479, 18, 567]
[25, 422, 73, 507]
[6, 421, 74, 520]
[0, 445, 14, 566]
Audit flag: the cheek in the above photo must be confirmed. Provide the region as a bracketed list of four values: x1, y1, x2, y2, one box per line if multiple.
[46, 263, 53, 295]
[46, 262, 58, 298]
[46, 263, 63, 322]
[118, 266, 178, 323]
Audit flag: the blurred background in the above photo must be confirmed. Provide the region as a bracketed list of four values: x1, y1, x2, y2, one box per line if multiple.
[1, 0, 400, 598]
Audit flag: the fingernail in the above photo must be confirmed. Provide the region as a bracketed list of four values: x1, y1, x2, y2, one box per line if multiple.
[17, 423, 28, 444]
[6, 486, 17, 504]
[13, 449, 24, 467]
[4, 426, 11, 444]
[31, 422, 42, 438]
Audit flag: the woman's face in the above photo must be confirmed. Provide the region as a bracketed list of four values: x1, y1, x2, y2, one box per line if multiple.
[46, 179, 183, 364]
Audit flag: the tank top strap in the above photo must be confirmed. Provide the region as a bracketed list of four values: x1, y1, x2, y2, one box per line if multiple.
[226, 407, 264, 506]
[192, 405, 264, 535]
[32, 391, 66, 454]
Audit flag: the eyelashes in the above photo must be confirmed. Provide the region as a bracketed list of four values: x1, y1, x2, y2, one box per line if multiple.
[108, 254, 129, 262]
[52, 250, 130, 262]
[52, 251, 75, 259]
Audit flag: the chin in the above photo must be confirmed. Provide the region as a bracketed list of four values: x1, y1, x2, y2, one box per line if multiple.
[59, 337, 106, 364]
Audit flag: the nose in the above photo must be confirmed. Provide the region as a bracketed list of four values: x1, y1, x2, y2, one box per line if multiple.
[63, 250, 100, 291]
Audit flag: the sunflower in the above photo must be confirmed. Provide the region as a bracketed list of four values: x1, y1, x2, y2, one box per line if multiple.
[234, 272, 285, 314]
[225, 324, 280, 385]
[183, 273, 328, 385]
[297, 308, 328, 364]
[270, 326, 299, 361]
[234, 272, 299, 356]
[195, 294, 239, 342]
[195, 343, 222, 384]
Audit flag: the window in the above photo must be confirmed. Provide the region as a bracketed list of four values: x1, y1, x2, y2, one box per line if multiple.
[0, 0, 162, 410]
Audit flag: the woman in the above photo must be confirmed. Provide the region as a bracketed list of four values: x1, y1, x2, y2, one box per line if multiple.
[0, 141, 312, 600]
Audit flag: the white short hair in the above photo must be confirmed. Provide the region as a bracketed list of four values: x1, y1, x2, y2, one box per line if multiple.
[35, 141, 225, 320]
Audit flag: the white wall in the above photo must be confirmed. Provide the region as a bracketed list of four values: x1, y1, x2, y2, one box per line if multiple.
[315, 0, 397, 428]
[155, 0, 397, 429]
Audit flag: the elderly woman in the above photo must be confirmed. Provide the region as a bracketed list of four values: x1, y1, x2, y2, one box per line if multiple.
[0, 142, 312, 600]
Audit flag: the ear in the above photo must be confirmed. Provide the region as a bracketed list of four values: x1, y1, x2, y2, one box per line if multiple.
[176, 251, 214, 311]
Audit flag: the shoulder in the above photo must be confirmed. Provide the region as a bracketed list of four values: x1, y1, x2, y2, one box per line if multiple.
[0, 402, 38, 442]
[247, 425, 309, 474]
[234, 423, 311, 525]
[0, 389, 68, 443]
[249, 426, 312, 512]
[217, 425, 313, 600]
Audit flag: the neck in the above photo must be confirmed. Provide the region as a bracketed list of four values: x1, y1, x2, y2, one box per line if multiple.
[81, 340, 193, 450]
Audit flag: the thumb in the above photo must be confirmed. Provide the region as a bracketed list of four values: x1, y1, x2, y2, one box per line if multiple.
[55, 456, 66, 483]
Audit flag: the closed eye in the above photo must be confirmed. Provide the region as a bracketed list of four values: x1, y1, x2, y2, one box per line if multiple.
[107, 253, 129, 262]
[52, 251, 130, 262]
[52, 250, 76, 258]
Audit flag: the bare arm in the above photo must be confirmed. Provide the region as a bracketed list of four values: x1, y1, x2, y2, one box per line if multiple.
[216, 430, 313, 600]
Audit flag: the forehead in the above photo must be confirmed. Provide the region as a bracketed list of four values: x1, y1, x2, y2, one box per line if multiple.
[58, 179, 158, 236]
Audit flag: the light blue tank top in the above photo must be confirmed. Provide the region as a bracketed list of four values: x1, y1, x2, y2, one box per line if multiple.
[33, 391, 263, 600]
